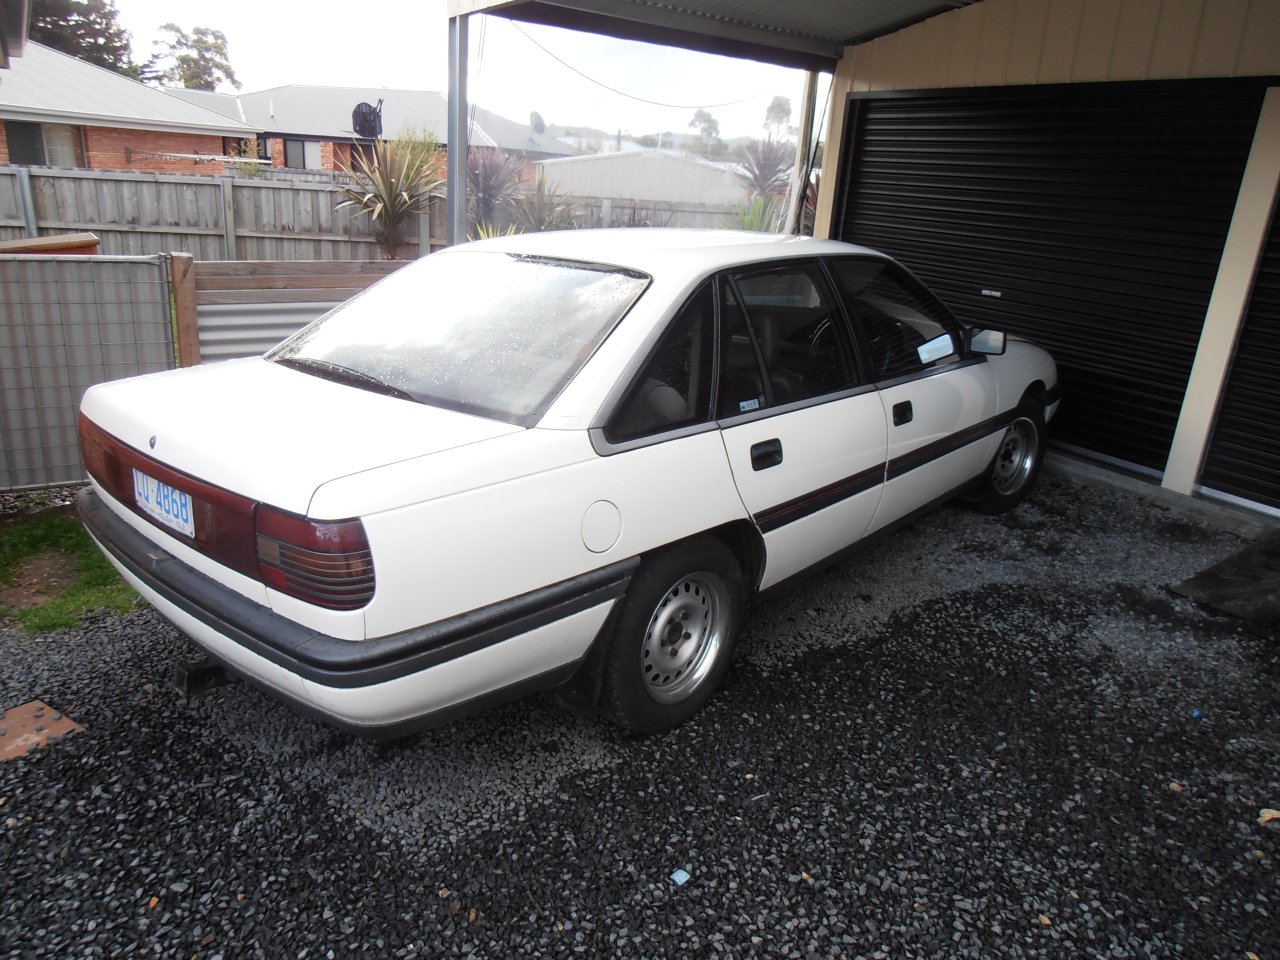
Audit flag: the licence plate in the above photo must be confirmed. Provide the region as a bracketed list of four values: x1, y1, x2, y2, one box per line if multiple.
[132, 469, 196, 539]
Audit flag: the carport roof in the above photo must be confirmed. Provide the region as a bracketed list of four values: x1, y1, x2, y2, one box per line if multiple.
[448, 0, 981, 70]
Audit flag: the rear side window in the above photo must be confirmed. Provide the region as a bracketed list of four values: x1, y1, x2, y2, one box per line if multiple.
[828, 258, 959, 381]
[607, 283, 715, 442]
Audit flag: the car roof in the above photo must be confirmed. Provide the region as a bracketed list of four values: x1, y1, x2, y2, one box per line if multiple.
[448, 228, 885, 277]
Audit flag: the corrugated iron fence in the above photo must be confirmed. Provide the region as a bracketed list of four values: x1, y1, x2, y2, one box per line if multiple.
[0, 255, 174, 489]
[187, 259, 406, 363]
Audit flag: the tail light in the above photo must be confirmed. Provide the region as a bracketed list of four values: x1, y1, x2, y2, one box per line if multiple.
[255, 506, 375, 611]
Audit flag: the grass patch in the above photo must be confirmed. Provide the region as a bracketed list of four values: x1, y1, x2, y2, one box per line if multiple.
[0, 509, 138, 632]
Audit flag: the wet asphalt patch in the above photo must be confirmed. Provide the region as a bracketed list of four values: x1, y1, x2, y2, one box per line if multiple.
[2, 471, 1278, 959]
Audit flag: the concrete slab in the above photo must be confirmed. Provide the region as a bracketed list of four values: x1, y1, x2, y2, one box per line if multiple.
[1044, 450, 1279, 542]
[1171, 529, 1280, 628]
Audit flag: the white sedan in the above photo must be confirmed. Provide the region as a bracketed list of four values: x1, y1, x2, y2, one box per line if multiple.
[77, 230, 1059, 737]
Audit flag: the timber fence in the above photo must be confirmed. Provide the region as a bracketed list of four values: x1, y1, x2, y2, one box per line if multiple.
[0, 166, 445, 262]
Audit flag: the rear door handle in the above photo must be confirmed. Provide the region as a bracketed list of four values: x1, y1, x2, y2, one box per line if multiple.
[750, 439, 783, 471]
[892, 401, 913, 426]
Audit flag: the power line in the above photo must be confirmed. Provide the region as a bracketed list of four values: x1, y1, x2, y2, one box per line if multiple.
[509, 21, 770, 111]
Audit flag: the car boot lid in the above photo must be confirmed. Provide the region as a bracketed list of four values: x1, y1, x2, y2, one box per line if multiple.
[81, 357, 523, 515]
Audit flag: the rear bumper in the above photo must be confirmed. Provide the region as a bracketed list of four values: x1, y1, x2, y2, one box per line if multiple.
[78, 486, 633, 738]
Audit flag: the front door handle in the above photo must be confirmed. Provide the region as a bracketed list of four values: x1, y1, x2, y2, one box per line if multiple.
[893, 401, 913, 426]
[750, 439, 783, 471]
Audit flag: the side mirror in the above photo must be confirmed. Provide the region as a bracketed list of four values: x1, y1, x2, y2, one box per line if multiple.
[916, 333, 956, 365]
[969, 328, 1006, 356]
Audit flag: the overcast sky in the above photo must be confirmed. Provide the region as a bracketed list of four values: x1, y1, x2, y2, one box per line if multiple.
[109, 0, 824, 142]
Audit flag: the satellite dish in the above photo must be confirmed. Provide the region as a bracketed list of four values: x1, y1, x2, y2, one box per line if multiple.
[352, 101, 383, 139]
[530, 111, 546, 135]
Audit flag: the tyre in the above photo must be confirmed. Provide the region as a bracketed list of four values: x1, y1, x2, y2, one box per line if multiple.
[974, 399, 1045, 514]
[601, 536, 745, 733]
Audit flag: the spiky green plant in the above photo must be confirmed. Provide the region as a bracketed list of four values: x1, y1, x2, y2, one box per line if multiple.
[470, 221, 518, 240]
[726, 195, 783, 233]
[508, 172, 580, 233]
[736, 137, 793, 200]
[467, 148, 526, 234]
[336, 139, 443, 259]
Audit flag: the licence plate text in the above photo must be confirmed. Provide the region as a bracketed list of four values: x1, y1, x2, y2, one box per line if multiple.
[132, 469, 196, 539]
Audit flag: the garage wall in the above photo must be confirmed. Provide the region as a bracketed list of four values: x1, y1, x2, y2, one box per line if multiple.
[815, 0, 1280, 237]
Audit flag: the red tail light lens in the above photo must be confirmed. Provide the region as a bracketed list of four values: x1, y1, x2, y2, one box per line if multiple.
[255, 507, 375, 611]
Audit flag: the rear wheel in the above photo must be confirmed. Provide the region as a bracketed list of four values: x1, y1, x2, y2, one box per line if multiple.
[602, 537, 744, 733]
[975, 400, 1045, 514]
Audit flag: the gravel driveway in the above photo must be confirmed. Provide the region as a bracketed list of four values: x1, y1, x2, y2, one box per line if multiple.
[2, 461, 1278, 959]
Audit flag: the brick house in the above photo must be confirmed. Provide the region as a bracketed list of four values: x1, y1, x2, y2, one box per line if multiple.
[0, 42, 259, 175]
[165, 85, 576, 173]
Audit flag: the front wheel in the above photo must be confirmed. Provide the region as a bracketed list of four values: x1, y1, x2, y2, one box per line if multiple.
[974, 401, 1045, 514]
[601, 537, 745, 733]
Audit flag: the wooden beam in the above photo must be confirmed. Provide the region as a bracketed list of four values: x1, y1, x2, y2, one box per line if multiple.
[170, 253, 201, 367]
[195, 273, 399, 291]
[194, 260, 405, 278]
[196, 289, 363, 305]
[0, 232, 100, 254]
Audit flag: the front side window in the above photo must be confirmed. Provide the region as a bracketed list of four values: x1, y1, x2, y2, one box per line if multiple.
[269, 252, 650, 425]
[716, 282, 767, 418]
[722, 263, 860, 412]
[829, 258, 960, 381]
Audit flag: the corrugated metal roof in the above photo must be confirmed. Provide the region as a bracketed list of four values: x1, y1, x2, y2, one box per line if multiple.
[537, 149, 749, 205]
[159, 86, 248, 124]
[0, 42, 257, 134]
[165, 85, 575, 156]
[450, 0, 981, 69]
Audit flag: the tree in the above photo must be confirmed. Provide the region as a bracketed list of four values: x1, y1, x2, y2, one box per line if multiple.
[765, 96, 792, 140]
[736, 138, 793, 199]
[29, 0, 138, 77]
[143, 23, 239, 90]
[335, 138, 443, 259]
[687, 109, 721, 156]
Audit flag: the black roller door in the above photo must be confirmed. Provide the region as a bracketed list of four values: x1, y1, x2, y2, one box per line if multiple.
[834, 80, 1267, 471]
[1200, 200, 1280, 508]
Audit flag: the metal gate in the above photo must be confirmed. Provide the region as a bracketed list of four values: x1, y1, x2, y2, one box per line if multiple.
[1200, 198, 1280, 509]
[834, 80, 1268, 470]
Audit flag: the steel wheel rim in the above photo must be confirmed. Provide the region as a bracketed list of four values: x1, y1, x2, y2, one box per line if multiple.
[640, 571, 727, 704]
[991, 416, 1038, 495]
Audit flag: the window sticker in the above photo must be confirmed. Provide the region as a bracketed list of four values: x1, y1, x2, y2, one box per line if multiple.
[739, 397, 761, 413]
